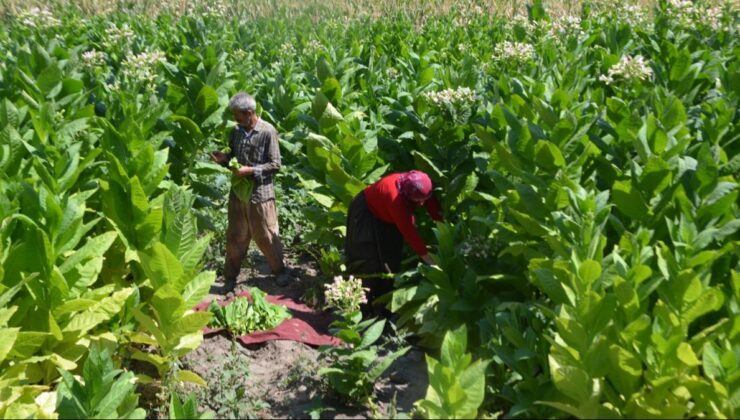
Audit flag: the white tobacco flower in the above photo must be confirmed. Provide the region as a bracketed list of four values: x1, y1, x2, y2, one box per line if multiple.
[324, 275, 369, 315]
[232, 49, 248, 62]
[104, 24, 135, 48]
[550, 15, 584, 38]
[492, 41, 535, 64]
[81, 50, 105, 69]
[280, 43, 296, 55]
[600, 54, 653, 85]
[423, 87, 477, 109]
[622, 4, 647, 25]
[203, 2, 228, 17]
[17, 6, 61, 28]
[510, 14, 535, 32]
[702, 6, 725, 30]
[121, 50, 166, 89]
[671, 2, 729, 31]
[306, 39, 323, 53]
[386, 67, 399, 79]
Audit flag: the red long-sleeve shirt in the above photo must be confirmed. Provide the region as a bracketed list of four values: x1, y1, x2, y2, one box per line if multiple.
[363, 173, 443, 256]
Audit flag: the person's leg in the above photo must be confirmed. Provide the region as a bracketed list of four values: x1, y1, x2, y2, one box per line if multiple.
[380, 221, 404, 273]
[345, 192, 384, 274]
[224, 193, 251, 291]
[362, 220, 403, 317]
[248, 199, 286, 276]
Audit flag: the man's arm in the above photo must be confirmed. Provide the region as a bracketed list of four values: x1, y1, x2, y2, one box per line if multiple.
[211, 129, 235, 166]
[251, 129, 282, 181]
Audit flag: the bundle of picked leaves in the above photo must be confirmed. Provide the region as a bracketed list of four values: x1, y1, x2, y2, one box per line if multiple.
[228, 157, 254, 202]
[208, 287, 291, 335]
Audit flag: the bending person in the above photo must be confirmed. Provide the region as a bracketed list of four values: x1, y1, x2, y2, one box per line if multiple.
[344, 170, 442, 308]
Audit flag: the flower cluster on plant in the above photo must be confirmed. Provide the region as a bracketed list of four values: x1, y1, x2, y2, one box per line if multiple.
[550, 15, 584, 38]
[611, 3, 648, 26]
[279, 42, 296, 56]
[454, 3, 484, 27]
[305, 39, 323, 53]
[324, 275, 368, 315]
[666, 0, 727, 30]
[599, 54, 653, 85]
[104, 24, 135, 49]
[81, 50, 105, 70]
[121, 50, 166, 89]
[231, 49, 248, 62]
[17, 6, 61, 29]
[201, 2, 229, 17]
[492, 40, 535, 64]
[423, 87, 477, 109]
[459, 235, 493, 259]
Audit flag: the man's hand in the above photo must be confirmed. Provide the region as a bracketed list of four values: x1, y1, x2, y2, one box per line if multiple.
[232, 165, 255, 177]
[210, 151, 229, 165]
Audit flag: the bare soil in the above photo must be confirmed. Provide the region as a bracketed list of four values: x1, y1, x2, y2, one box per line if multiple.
[181, 250, 428, 419]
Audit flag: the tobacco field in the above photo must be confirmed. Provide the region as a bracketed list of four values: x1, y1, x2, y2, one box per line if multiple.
[0, 0, 738, 418]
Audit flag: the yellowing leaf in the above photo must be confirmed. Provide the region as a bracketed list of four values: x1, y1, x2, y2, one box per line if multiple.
[677, 342, 700, 366]
[0, 327, 19, 363]
[174, 369, 207, 387]
[579, 260, 602, 287]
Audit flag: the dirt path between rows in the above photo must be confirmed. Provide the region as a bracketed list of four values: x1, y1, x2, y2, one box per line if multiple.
[182, 251, 428, 419]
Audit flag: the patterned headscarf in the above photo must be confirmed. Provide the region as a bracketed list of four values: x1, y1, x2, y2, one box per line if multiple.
[396, 170, 433, 203]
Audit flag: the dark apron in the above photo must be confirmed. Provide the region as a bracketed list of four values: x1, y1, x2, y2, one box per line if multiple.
[344, 191, 403, 307]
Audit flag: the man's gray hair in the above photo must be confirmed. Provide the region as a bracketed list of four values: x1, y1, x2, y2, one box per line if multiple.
[229, 92, 256, 113]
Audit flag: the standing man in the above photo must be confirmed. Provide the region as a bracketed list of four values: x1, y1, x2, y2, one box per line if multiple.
[211, 92, 292, 292]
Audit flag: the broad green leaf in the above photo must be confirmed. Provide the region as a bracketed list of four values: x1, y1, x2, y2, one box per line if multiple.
[173, 333, 203, 356]
[367, 346, 410, 382]
[321, 77, 342, 103]
[411, 150, 444, 180]
[139, 242, 185, 290]
[0, 327, 19, 363]
[316, 56, 333, 82]
[181, 271, 215, 309]
[608, 344, 642, 395]
[174, 370, 207, 387]
[59, 231, 118, 273]
[359, 320, 385, 348]
[308, 191, 334, 208]
[93, 372, 137, 418]
[578, 260, 601, 288]
[549, 354, 592, 402]
[37, 64, 62, 95]
[10, 332, 50, 358]
[612, 180, 649, 222]
[534, 140, 565, 171]
[195, 85, 219, 118]
[418, 67, 434, 85]
[702, 342, 724, 380]
[441, 325, 468, 369]
[456, 358, 489, 417]
[682, 288, 724, 325]
[676, 342, 700, 366]
[166, 312, 212, 338]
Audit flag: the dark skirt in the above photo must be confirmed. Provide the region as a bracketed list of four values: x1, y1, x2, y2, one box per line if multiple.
[344, 191, 403, 307]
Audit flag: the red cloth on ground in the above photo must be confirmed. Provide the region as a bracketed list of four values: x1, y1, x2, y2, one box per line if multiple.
[194, 290, 341, 347]
[363, 172, 443, 256]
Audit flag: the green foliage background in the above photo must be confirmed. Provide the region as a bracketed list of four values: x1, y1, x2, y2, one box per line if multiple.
[0, 0, 737, 418]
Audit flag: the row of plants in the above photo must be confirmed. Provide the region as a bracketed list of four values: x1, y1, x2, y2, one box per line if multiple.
[1, 0, 737, 418]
